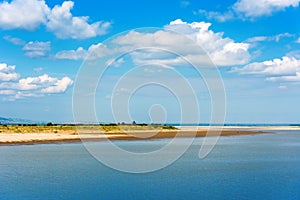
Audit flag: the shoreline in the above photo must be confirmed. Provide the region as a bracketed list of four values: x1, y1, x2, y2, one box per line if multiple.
[177, 126, 300, 131]
[0, 126, 284, 146]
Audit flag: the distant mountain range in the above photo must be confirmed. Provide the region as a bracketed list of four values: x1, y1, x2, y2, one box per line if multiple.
[0, 117, 39, 125]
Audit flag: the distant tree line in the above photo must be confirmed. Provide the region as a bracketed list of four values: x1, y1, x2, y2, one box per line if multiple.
[0, 121, 177, 129]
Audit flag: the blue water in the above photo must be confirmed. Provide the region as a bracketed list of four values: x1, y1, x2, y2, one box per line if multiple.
[1, 131, 299, 200]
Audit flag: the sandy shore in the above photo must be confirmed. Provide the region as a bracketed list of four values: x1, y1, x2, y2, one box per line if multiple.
[0, 125, 290, 145]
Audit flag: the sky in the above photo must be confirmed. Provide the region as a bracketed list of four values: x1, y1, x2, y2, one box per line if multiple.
[0, 0, 300, 124]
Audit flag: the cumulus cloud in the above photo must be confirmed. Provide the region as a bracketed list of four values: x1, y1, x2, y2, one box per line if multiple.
[104, 19, 250, 67]
[41, 77, 73, 93]
[46, 1, 110, 39]
[164, 19, 250, 66]
[233, 0, 300, 18]
[55, 19, 250, 67]
[0, 0, 49, 30]
[0, 0, 110, 39]
[232, 56, 300, 75]
[0, 63, 73, 100]
[232, 56, 300, 84]
[17, 74, 59, 90]
[0, 74, 73, 92]
[22, 41, 51, 58]
[0, 63, 19, 81]
[296, 37, 300, 43]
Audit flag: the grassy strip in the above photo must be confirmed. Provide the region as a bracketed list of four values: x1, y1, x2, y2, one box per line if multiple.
[0, 124, 177, 134]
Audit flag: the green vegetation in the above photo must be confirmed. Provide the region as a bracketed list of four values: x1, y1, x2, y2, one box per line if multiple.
[0, 123, 178, 134]
[162, 125, 178, 130]
[0, 124, 76, 134]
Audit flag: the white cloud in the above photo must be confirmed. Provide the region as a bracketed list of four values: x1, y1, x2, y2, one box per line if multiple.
[0, 63, 16, 73]
[245, 36, 269, 43]
[267, 72, 300, 82]
[55, 43, 110, 60]
[0, 0, 110, 39]
[55, 19, 250, 67]
[232, 56, 300, 84]
[22, 41, 51, 58]
[164, 19, 250, 66]
[232, 56, 300, 75]
[0, 0, 49, 30]
[0, 63, 19, 81]
[46, 1, 110, 39]
[278, 85, 287, 89]
[0, 90, 15, 95]
[197, 10, 234, 22]
[41, 77, 73, 93]
[144, 67, 163, 74]
[4, 37, 51, 58]
[0, 63, 73, 100]
[106, 58, 125, 68]
[3, 35, 25, 45]
[286, 50, 300, 60]
[14, 92, 40, 99]
[18, 74, 58, 90]
[198, 0, 300, 21]
[55, 47, 87, 60]
[246, 33, 293, 43]
[233, 0, 300, 18]
[296, 37, 300, 43]
[274, 33, 294, 42]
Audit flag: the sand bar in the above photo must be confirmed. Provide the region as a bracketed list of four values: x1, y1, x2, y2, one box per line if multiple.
[0, 126, 288, 145]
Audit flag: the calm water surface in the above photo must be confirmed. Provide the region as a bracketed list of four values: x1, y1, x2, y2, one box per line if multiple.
[0, 131, 299, 200]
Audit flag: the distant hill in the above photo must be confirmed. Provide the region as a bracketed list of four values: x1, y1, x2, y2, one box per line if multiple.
[0, 117, 38, 125]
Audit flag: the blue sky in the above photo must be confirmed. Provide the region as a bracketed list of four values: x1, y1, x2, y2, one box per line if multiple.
[0, 0, 300, 124]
